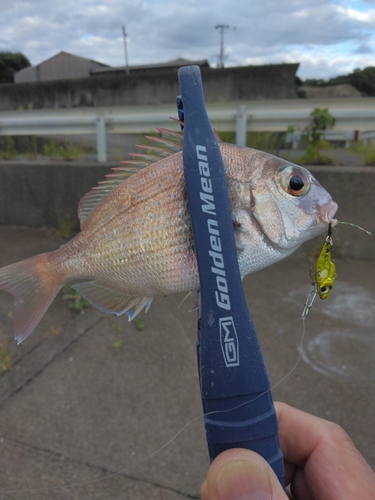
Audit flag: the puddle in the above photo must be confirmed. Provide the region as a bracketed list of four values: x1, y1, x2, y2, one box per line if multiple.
[299, 328, 375, 380]
[287, 282, 375, 328]
[287, 283, 375, 379]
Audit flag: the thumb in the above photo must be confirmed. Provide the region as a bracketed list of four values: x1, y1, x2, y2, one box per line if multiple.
[200, 448, 288, 500]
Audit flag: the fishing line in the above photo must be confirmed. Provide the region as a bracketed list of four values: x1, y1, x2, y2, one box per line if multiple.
[1, 313, 309, 495]
[337, 221, 372, 236]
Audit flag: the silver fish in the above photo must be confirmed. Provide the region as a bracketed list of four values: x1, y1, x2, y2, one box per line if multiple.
[0, 129, 337, 343]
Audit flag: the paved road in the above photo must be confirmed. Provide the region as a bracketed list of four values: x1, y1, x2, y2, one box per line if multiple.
[0, 225, 374, 499]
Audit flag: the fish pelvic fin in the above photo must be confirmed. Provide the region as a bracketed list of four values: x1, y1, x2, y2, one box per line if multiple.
[72, 282, 153, 320]
[0, 254, 63, 344]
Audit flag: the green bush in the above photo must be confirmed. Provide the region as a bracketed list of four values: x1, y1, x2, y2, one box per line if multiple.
[291, 108, 336, 165]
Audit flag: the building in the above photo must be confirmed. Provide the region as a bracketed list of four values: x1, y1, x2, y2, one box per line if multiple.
[91, 57, 210, 77]
[14, 51, 110, 83]
[14, 52, 209, 83]
[5, 52, 299, 110]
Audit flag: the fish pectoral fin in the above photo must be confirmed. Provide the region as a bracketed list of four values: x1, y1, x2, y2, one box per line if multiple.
[72, 282, 153, 320]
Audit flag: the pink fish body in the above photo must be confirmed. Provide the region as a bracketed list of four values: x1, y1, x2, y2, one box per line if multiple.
[0, 131, 337, 343]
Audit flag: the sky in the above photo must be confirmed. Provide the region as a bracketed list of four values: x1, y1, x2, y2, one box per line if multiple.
[0, 0, 374, 80]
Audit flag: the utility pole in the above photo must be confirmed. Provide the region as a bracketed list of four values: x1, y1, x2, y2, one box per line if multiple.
[122, 25, 130, 75]
[215, 24, 235, 68]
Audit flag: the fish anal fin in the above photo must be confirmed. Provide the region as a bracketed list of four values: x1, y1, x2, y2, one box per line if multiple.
[72, 282, 153, 320]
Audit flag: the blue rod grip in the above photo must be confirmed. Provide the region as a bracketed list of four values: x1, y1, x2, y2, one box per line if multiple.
[178, 65, 285, 487]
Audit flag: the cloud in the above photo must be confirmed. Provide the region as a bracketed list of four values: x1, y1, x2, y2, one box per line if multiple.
[0, 0, 14, 10]
[352, 42, 374, 53]
[0, 0, 374, 79]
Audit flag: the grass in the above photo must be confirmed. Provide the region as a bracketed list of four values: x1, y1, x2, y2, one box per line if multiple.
[0, 339, 11, 371]
[218, 131, 287, 153]
[0, 135, 95, 161]
[354, 141, 375, 165]
[62, 286, 90, 312]
[42, 138, 88, 161]
[0, 136, 16, 160]
[298, 145, 334, 165]
[47, 216, 79, 240]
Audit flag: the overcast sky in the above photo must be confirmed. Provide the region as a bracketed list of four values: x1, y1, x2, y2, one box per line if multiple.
[0, 0, 374, 80]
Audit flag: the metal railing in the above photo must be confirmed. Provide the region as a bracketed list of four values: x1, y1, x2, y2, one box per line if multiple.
[1, 98, 374, 162]
[285, 129, 375, 150]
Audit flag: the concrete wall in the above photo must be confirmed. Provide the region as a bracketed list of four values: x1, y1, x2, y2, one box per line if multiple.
[306, 166, 375, 262]
[0, 63, 299, 111]
[0, 162, 109, 228]
[0, 162, 373, 261]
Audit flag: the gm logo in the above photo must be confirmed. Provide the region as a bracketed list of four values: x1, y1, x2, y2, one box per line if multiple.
[219, 317, 239, 367]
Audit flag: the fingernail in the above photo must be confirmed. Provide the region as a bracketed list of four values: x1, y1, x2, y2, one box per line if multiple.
[215, 460, 273, 500]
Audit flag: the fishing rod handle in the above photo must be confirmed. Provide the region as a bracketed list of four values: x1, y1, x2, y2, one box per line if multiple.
[178, 65, 285, 488]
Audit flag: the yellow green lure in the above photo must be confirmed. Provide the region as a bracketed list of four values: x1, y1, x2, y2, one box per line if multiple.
[315, 223, 336, 299]
[302, 223, 336, 317]
[302, 220, 372, 317]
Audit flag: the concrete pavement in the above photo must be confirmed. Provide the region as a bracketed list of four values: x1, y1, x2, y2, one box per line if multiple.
[0, 225, 374, 499]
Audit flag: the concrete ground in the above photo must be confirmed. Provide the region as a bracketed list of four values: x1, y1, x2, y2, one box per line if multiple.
[0, 224, 374, 500]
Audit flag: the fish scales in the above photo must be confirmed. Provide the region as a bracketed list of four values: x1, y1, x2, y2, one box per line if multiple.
[0, 137, 338, 343]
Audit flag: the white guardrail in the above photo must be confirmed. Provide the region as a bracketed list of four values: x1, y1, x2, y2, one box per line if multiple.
[0, 98, 374, 162]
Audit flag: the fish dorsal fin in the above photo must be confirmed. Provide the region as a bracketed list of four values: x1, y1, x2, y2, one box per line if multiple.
[77, 125, 185, 225]
[77, 123, 221, 225]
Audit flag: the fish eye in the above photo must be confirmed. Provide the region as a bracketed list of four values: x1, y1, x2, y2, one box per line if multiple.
[279, 166, 310, 197]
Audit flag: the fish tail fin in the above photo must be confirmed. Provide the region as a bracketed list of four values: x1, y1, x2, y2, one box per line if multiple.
[0, 254, 63, 344]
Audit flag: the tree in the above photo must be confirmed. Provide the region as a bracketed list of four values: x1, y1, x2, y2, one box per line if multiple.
[0, 51, 31, 84]
[303, 67, 375, 96]
[348, 67, 375, 96]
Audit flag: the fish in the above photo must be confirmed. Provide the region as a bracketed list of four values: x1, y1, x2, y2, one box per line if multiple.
[0, 127, 338, 344]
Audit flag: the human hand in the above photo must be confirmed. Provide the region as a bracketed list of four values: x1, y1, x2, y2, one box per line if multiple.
[200, 402, 375, 500]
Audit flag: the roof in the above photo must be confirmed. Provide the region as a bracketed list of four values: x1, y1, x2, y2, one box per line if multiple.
[14, 51, 110, 83]
[91, 57, 210, 75]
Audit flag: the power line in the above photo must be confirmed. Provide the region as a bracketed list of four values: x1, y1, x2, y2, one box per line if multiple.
[215, 25, 236, 68]
[122, 25, 129, 75]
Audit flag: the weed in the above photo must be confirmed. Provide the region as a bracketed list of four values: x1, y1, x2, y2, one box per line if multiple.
[354, 141, 375, 165]
[44, 326, 62, 339]
[134, 314, 145, 331]
[55, 218, 77, 239]
[290, 108, 336, 165]
[215, 131, 286, 153]
[47, 214, 79, 240]
[247, 131, 287, 153]
[62, 286, 90, 312]
[26, 135, 38, 160]
[113, 337, 123, 351]
[43, 138, 86, 161]
[0, 340, 11, 371]
[43, 138, 59, 157]
[298, 148, 334, 165]
[0, 136, 16, 160]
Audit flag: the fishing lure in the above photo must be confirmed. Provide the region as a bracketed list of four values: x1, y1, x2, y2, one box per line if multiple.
[315, 223, 336, 299]
[302, 223, 336, 318]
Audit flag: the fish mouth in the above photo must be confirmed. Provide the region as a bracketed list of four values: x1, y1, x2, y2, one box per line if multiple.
[318, 199, 338, 225]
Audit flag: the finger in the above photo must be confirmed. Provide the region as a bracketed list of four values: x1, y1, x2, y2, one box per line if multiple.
[275, 401, 342, 466]
[283, 460, 296, 486]
[200, 479, 208, 500]
[275, 402, 375, 500]
[201, 448, 288, 500]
